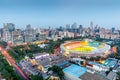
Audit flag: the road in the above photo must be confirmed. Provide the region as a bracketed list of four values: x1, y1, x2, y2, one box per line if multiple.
[0, 47, 29, 80]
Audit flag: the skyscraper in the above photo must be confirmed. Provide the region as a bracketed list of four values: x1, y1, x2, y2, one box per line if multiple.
[25, 24, 34, 35]
[3, 23, 15, 33]
[26, 24, 31, 30]
[66, 24, 70, 29]
[71, 22, 77, 32]
[2, 23, 15, 42]
[111, 27, 115, 33]
[78, 25, 83, 34]
[90, 21, 93, 30]
[71, 22, 77, 29]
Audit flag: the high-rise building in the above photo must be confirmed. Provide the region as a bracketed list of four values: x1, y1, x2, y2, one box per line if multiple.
[2, 28, 11, 42]
[111, 27, 115, 33]
[71, 22, 77, 32]
[90, 21, 93, 29]
[2, 23, 15, 42]
[0, 28, 2, 38]
[12, 30, 23, 44]
[66, 24, 70, 29]
[26, 24, 31, 30]
[66, 24, 71, 32]
[3, 23, 15, 33]
[71, 22, 77, 29]
[78, 25, 83, 34]
[25, 24, 34, 35]
[24, 24, 35, 42]
[57, 26, 64, 31]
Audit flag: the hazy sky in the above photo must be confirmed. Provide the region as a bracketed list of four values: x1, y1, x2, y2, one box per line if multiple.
[0, 0, 120, 29]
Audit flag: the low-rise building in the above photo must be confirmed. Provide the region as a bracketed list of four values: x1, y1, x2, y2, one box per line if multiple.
[63, 64, 108, 80]
[86, 61, 109, 72]
[103, 58, 118, 68]
[107, 71, 117, 80]
[33, 53, 50, 60]
[63, 64, 87, 80]
[80, 72, 108, 80]
[70, 58, 85, 65]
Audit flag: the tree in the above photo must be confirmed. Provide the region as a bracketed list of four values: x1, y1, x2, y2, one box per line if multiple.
[105, 71, 110, 75]
[48, 66, 64, 79]
[28, 53, 33, 58]
[0, 54, 21, 80]
[30, 74, 44, 80]
[117, 72, 120, 80]
[80, 61, 84, 65]
[0, 40, 7, 48]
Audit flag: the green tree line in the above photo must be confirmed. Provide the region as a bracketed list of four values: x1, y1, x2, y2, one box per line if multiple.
[0, 54, 21, 80]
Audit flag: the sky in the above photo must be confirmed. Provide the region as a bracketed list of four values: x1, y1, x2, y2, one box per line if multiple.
[0, 0, 120, 29]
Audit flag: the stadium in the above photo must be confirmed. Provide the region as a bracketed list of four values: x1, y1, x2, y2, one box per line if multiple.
[60, 39, 111, 57]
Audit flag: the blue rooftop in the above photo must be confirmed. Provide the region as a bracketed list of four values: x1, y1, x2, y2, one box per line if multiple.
[63, 64, 87, 78]
[103, 59, 118, 68]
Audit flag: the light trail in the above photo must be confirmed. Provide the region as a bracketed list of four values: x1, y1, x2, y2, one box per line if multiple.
[0, 47, 29, 80]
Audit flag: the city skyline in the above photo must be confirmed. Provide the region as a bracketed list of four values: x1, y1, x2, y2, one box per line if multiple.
[0, 1, 120, 79]
[0, 0, 120, 29]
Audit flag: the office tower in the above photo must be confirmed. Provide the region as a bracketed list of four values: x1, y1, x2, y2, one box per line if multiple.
[71, 22, 77, 29]
[0, 28, 2, 38]
[90, 21, 93, 30]
[111, 27, 115, 33]
[78, 25, 83, 34]
[71, 22, 77, 32]
[57, 26, 64, 31]
[2, 23, 15, 42]
[25, 24, 34, 35]
[12, 29, 23, 44]
[2, 28, 11, 42]
[48, 26, 51, 30]
[3, 23, 15, 33]
[24, 24, 35, 42]
[26, 24, 31, 30]
[66, 24, 70, 32]
[66, 24, 70, 29]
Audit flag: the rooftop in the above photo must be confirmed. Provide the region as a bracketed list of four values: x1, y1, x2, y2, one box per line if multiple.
[107, 71, 117, 80]
[33, 52, 49, 57]
[63, 64, 87, 78]
[88, 61, 107, 68]
[103, 58, 118, 68]
[80, 72, 108, 80]
[57, 61, 68, 67]
[33, 52, 50, 59]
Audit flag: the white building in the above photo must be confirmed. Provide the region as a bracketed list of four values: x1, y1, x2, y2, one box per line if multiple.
[86, 61, 109, 72]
